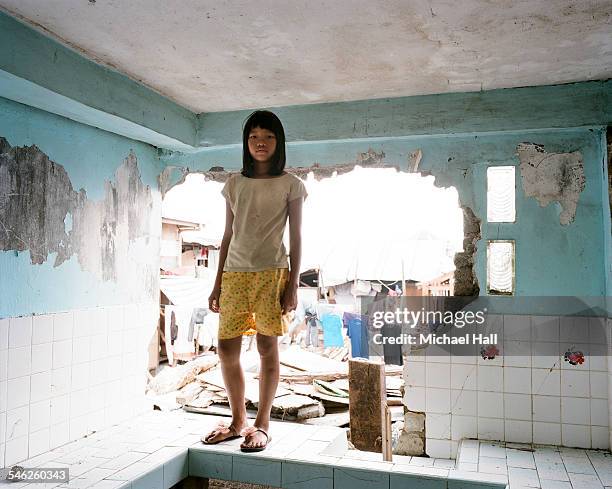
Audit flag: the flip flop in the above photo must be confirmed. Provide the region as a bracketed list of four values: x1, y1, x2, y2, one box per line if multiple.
[201, 423, 242, 445]
[240, 426, 272, 452]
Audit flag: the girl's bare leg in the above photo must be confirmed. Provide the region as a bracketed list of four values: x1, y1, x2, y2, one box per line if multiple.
[204, 336, 248, 442]
[242, 333, 279, 449]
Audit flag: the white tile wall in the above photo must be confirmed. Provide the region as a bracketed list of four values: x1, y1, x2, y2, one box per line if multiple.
[504, 367, 532, 394]
[505, 419, 532, 443]
[503, 340, 531, 367]
[478, 417, 505, 441]
[425, 362, 451, 389]
[32, 314, 53, 345]
[533, 395, 561, 423]
[451, 388, 477, 416]
[562, 370, 590, 397]
[532, 368, 561, 396]
[562, 423, 590, 447]
[450, 364, 478, 390]
[561, 397, 590, 425]
[9, 316, 33, 348]
[426, 413, 451, 439]
[0, 319, 9, 350]
[534, 421, 561, 445]
[478, 391, 503, 419]
[591, 425, 609, 449]
[0, 302, 157, 467]
[504, 393, 531, 421]
[591, 398, 608, 426]
[406, 314, 611, 457]
[478, 365, 503, 392]
[426, 387, 451, 413]
[451, 414, 477, 439]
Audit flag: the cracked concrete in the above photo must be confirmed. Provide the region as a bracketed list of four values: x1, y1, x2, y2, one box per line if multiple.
[517, 142, 585, 225]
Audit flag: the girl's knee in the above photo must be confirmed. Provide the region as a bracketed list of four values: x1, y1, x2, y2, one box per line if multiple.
[217, 338, 241, 362]
[256, 335, 278, 357]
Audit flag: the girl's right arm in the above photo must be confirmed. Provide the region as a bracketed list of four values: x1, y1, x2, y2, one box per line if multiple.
[208, 200, 234, 313]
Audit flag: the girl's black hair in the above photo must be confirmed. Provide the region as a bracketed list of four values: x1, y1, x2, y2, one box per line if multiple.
[241, 110, 286, 177]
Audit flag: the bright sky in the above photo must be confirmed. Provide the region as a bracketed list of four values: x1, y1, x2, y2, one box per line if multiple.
[162, 167, 463, 284]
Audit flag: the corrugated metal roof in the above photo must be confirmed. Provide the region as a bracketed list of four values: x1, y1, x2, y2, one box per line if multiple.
[160, 275, 213, 307]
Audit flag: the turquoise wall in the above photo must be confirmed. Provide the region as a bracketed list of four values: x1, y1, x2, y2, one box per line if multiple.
[161, 126, 608, 305]
[0, 96, 162, 317]
[0, 6, 609, 318]
[0, 11, 197, 150]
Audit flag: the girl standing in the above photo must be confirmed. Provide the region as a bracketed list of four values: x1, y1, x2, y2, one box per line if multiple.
[201, 110, 307, 452]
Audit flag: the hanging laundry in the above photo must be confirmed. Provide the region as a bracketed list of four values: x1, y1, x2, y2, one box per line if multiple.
[304, 308, 320, 347]
[188, 307, 208, 342]
[320, 313, 344, 348]
[381, 322, 403, 366]
[342, 311, 369, 359]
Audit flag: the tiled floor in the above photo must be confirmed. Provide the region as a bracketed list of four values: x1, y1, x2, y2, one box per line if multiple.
[0, 410, 512, 489]
[4, 409, 612, 488]
[457, 439, 612, 488]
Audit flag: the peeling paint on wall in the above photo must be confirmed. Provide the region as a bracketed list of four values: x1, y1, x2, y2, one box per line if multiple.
[0, 137, 158, 298]
[160, 147, 398, 194]
[517, 142, 585, 225]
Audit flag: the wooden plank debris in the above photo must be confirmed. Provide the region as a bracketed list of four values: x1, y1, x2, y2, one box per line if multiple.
[301, 411, 350, 427]
[276, 371, 349, 382]
[279, 345, 348, 374]
[186, 390, 215, 409]
[383, 405, 393, 461]
[290, 383, 350, 407]
[149, 342, 405, 429]
[269, 394, 325, 421]
[147, 355, 218, 395]
[313, 379, 349, 398]
[176, 383, 204, 405]
[183, 403, 259, 418]
[348, 358, 392, 460]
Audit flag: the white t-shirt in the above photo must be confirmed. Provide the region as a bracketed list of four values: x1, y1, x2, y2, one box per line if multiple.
[221, 172, 308, 272]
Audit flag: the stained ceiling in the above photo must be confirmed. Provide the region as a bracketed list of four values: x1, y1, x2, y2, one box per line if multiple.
[1, 0, 611, 113]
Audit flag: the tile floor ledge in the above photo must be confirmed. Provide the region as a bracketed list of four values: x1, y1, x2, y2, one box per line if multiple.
[0, 411, 524, 488]
[456, 438, 612, 489]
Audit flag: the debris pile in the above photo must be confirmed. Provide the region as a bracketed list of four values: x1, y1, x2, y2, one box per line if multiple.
[146, 344, 404, 427]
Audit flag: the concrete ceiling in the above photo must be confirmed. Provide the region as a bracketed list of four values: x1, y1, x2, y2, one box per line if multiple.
[1, 0, 611, 113]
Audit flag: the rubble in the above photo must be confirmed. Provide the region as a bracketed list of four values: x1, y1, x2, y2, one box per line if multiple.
[146, 340, 405, 428]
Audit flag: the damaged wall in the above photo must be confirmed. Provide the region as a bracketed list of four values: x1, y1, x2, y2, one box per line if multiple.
[0, 96, 163, 317]
[517, 142, 586, 226]
[160, 127, 607, 305]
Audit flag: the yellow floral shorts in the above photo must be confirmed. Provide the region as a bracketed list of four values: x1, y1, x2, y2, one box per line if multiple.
[218, 268, 290, 340]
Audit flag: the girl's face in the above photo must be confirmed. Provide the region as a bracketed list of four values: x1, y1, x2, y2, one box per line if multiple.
[248, 126, 277, 165]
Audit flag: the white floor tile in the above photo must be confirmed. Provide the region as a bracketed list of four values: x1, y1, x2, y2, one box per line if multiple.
[568, 472, 604, 489]
[508, 466, 540, 488]
[478, 455, 508, 474]
[506, 448, 536, 469]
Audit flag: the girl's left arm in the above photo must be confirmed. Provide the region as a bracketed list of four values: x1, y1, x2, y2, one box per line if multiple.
[283, 197, 304, 312]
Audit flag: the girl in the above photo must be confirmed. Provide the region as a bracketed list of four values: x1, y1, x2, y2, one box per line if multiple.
[201, 110, 307, 452]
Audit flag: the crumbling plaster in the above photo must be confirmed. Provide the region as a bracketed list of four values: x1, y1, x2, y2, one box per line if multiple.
[517, 142, 585, 225]
[0, 94, 163, 319]
[0, 137, 159, 297]
[159, 126, 605, 300]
